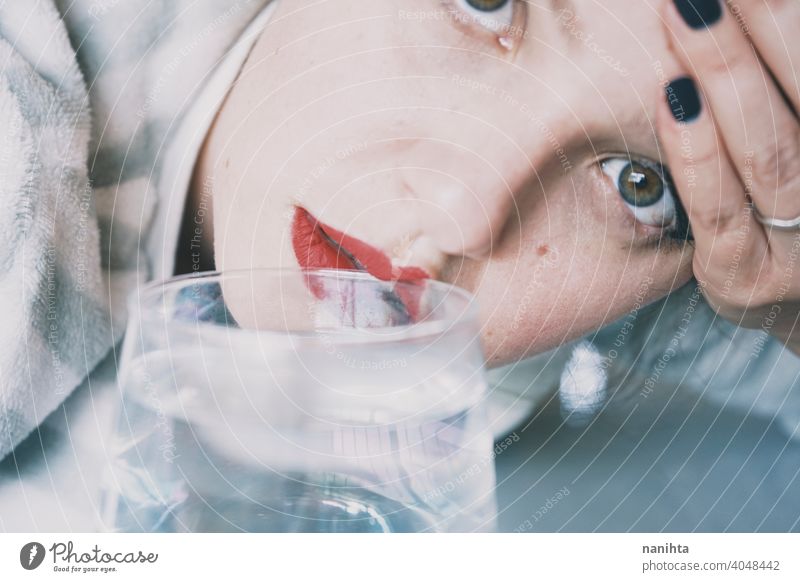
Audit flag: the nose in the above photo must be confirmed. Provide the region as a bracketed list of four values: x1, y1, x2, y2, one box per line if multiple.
[423, 181, 516, 260]
[395, 106, 558, 262]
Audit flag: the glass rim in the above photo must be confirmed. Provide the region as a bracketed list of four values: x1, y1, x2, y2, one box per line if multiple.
[129, 267, 479, 345]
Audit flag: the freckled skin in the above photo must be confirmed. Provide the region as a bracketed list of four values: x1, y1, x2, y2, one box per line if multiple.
[193, 0, 694, 367]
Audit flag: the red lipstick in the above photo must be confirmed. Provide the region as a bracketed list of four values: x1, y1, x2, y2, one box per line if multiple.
[291, 207, 428, 281]
[291, 206, 429, 321]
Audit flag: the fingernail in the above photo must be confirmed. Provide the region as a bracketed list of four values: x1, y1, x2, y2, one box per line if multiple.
[673, 0, 722, 29]
[666, 77, 702, 123]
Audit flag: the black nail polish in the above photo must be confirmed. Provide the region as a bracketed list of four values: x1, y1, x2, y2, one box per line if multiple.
[666, 77, 702, 122]
[674, 0, 722, 29]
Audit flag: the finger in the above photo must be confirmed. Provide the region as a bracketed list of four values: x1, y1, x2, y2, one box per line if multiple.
[658, 75, 767, 284]
[733, 0, 800, 112]
[665, 0, 800, 222]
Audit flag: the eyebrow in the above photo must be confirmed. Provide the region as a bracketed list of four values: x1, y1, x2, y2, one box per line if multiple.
[549, 0, 576, 14]
[545, 0, 583, 47]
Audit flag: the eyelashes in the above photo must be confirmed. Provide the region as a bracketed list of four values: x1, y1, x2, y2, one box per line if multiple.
[453, 0, 516, 33]
[443, 0, 527, 45]
[465, 0, 510, 7]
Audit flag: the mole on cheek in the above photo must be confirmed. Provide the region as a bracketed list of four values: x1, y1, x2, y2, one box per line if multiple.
[536, 244, 549, 257]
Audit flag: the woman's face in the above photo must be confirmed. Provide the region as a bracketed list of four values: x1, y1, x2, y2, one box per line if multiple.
[199, 0, 695, 366]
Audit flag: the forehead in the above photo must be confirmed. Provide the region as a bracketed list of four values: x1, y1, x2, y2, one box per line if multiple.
[257, 0, 685, 158]
[397, 1, 683, 126]
[523, 0, 682, 155]
[546, 0, 681, 81]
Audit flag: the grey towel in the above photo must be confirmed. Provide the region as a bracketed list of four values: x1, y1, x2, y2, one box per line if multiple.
[0, 0, 272, 461]
[0, 0, 109, 460]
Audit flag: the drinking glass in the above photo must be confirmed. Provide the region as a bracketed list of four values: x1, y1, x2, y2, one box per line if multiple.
[101, 268, 496, 532]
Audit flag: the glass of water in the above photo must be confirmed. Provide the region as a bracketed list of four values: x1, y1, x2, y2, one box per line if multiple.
[101, 268, 496, 532]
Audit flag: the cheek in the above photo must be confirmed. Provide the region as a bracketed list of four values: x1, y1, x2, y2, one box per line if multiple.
[451, 229, 692, 366]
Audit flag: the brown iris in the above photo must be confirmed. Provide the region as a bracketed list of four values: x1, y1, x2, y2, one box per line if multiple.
[466, 0, 510, 11]
[619, 161, 664, 208]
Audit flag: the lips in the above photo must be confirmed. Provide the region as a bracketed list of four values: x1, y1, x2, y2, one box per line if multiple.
[291, 206, 429, 281]
[291, 206, 429, 321]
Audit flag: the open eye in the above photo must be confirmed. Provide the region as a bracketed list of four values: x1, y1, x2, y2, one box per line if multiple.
[601, 157, 677, 229]
[453, 0, 515, 33]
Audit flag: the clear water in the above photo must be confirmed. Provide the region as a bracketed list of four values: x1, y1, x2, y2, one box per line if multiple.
[102, 348, 497, 533]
